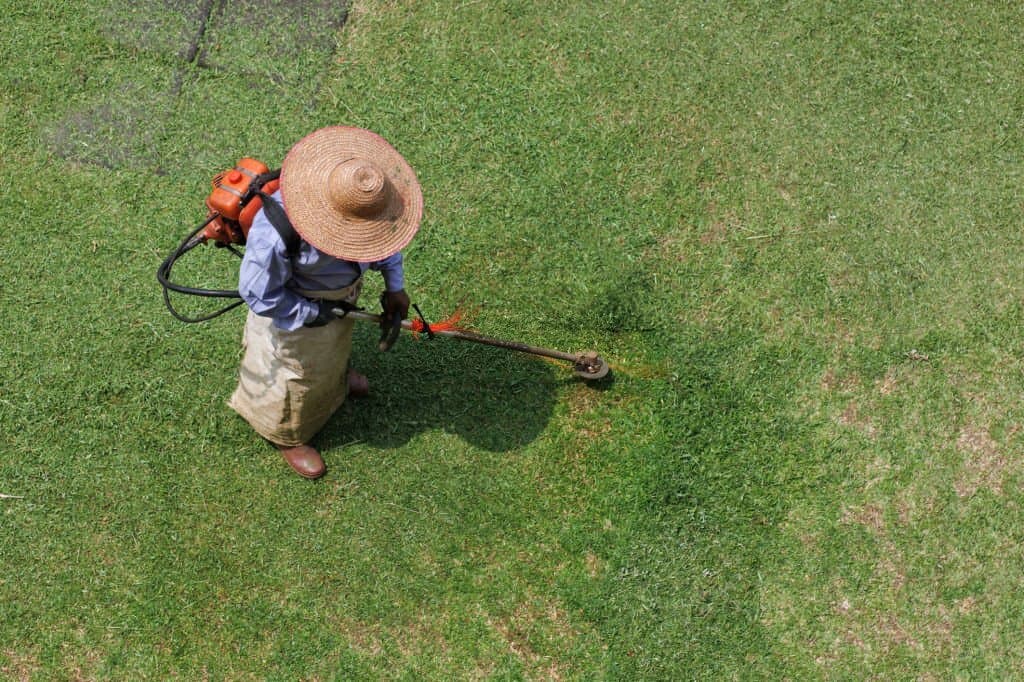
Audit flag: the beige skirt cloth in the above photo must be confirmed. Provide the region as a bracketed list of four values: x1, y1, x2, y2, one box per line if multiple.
[228, 279, 363, 446]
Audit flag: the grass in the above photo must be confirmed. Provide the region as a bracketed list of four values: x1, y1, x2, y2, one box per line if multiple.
[3, 0, 1024, 678]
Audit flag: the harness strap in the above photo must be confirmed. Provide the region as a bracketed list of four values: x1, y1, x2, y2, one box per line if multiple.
[257, 189, 302, 258]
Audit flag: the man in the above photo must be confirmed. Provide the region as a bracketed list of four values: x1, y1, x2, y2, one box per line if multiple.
[229, 126, 422, 479]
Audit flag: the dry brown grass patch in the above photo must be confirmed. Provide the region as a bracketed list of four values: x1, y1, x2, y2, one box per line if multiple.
[819, 369, 861, 393]
[335, 618, 385, 657]
[876, 369, 899, 396]
[955, 424, 1006, 498]
[837, 400, 878, 438]
[585, 551, 603, 578]
[875, 615, 921, 651]
[395, 614, 451, 659]
[876, 550, 907, 594]
[956, 596, 978, 614]
[339, 0, 410, 55]
[841, 502, 885, 534]
[488, 593, 578, 681]
[699, 210, 741, 245]
[1, 650, 39, 682]
[563, 385, 635, 446]
[60, 642, 104, 682]
[655, 233, 688, 262]
[332, 612, 451, 661]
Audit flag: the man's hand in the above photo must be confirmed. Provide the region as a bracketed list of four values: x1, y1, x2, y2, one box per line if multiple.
[304, 300, 336, 327]
[382, 289, 411, 320]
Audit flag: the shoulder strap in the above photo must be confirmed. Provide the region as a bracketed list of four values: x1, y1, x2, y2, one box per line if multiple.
[257, 189, 302, 258]
[252, 168, 280, 189]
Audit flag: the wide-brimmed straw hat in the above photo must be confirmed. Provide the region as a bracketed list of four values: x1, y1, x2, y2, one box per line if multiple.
[280, 126, 423, 262]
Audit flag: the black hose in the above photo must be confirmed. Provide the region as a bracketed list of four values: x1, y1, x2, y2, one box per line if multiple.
[157, 215, 246, 323]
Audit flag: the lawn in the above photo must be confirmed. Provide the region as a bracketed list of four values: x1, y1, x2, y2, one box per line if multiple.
[2, 0, 1024, 678]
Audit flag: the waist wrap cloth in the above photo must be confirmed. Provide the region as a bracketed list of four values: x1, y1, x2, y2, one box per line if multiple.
[229, 279, 363, 446]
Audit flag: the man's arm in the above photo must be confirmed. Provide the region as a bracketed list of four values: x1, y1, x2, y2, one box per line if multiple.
[369, 252, 404, 292]
[238, 222, 319, 331]
[369, 252, 410, 319]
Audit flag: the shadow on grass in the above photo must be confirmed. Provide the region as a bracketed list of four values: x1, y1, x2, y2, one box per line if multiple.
[316, 325, 563, 453]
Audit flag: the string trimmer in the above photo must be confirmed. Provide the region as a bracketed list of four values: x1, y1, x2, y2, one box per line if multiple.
[350, 305, 609, 380]
[157, 157, 611, 382]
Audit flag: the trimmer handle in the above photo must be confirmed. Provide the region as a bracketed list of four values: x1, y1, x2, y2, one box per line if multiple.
[378, 306, 403, 352]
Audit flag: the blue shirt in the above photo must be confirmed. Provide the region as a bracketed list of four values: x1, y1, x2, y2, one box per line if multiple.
[238, 191, 405, 330]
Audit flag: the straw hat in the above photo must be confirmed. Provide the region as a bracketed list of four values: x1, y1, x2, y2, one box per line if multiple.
[279, 126, 423, 262]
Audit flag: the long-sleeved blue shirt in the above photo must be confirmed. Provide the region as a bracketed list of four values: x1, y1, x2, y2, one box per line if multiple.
[238, 191, 405, 330]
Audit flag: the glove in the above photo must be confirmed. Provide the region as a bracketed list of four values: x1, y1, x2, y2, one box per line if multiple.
[304, 300, 336, 328]
[382, 289, 411, 320]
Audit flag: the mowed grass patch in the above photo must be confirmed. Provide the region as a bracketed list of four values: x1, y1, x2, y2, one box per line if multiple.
[3, 0, 1024, 678]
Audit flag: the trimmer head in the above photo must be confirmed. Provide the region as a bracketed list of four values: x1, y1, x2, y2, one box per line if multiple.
[573, 351, 610, 381]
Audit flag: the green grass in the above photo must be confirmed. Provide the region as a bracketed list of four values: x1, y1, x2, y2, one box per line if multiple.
[3, 0, 1024, 678]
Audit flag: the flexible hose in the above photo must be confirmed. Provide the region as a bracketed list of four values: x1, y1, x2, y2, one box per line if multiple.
[157, 215, 246, 323]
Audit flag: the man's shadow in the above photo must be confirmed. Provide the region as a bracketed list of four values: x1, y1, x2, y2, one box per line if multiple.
[317, 325, 562, 452]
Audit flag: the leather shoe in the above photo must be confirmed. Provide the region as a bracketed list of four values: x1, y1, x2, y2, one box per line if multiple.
[347, 368, 370, 398]
[275, 443, 326, 479]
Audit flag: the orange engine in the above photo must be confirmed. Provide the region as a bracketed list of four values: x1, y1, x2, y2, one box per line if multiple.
[202, 158, 280, 245]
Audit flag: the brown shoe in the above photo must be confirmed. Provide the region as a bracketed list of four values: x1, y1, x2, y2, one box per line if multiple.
[275, 443, 326, 479]
[347, 368, 370, 398]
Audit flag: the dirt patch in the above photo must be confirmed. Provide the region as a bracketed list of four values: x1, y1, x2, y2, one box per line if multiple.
[1, 650, 39, 682]
[565, 381, 604, 417]
[833, 615, 928, 659]
[841, 502, 885, 534]
[488, 593, 578, 680]
[820, 369, 861, 393]
[779, 506, 820, 550]
[819, 369, 838, 392]
[894, 495, 913, 526]
[61, 643, 104, 682]
[894, 479, 939, 527]
[957, 425, 998, 456]
[956, 596, 978, 614]
[564, 384, 628, 447]
[876, 550, 907, 593]
[490, 616, 545, 675]
[699, 219, 728, 245]
[876, 369, 898, 396]
[954, 424, 1006, 498]
[335, 618, 385, 657]
[333, 612, 450, 660]
[699, 209, 741, 245]
[585, 551, 602, 578]
[837, 400, 877, 438]
[655, 233, 688, 262]
[394, 614, 451, 659]
[875, 615, 921, 651]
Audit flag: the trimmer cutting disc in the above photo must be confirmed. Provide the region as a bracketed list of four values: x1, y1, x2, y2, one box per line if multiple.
[573, 351, 610, 381]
